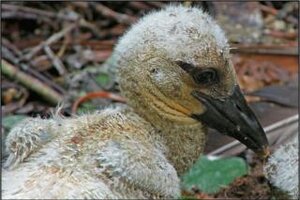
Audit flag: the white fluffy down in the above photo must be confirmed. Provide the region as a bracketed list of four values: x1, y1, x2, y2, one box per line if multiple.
[114, 5, 228, 67]
[264, 136, 299, 199]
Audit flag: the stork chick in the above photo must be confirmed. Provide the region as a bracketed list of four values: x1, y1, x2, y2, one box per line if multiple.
[2, 5, 269, 199]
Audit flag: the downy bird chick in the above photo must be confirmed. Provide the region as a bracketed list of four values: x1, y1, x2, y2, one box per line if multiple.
[2, 5, 269, 199]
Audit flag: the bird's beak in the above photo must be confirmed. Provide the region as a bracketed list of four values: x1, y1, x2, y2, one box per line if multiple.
[191, 85, 269, 158]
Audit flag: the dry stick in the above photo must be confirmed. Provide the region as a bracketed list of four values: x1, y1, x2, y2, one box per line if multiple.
[23, 23, 77, 61]
[91, 2, 137, 25]
[264, 30, 297, 40]
[259, 4, 278, 15]
[259, 4, 298, 25]
[57, 32, 71, 58]
[230, 44, 298, 56]
[79, 19, 104, 38]
[2, 46, 18, 63]
[231, 48, 298, 55]
[25, 61, 66, 94]
[2, 40, 66, 94]
[72, 2, 125, 37]
[43, 45, 67, 75]
[1, 11, 52, 23]
[146, 2, 166, 8]
[2, 38, 23, 57]
[2, 3, 78, 22]
[22, 20, 100, 61]
[1, 60, 63, 105]
[71, 2, 89, 9]
[128, 2, 152, 10]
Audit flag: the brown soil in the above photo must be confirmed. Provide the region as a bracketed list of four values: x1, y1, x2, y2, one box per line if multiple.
[214, 154, 271, 199]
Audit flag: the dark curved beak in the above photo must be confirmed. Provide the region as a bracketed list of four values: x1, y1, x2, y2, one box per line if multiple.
[191, 85, 269, 158]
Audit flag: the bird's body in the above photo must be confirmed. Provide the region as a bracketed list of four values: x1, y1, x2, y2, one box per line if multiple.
[2, 104, 204, 198]
[2, 5, 268, 199]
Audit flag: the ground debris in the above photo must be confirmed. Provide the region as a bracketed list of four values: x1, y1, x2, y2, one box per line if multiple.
[214, 154, 271, 199]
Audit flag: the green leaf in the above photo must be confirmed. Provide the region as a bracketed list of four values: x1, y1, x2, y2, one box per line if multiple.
[2, 115, 28, 131]
[95, 73, 110, 87]
[182, 155, 248, 194]
[77, 102, 98, 114]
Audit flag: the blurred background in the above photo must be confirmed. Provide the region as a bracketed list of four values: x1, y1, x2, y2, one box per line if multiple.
[1, 1, 299, 199]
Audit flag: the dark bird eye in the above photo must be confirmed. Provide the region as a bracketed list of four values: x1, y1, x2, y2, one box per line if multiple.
[176, 61, 219, 85]
[193, 68, 219, 85]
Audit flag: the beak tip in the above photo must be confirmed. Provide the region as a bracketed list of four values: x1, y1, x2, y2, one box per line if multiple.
[256, 146, 271, 160]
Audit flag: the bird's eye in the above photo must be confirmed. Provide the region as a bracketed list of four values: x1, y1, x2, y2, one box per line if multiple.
[193, 68, 219, 85]
[176, 61, 219, 85]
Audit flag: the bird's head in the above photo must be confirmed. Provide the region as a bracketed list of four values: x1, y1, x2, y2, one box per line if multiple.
[115, 5, 269, 157]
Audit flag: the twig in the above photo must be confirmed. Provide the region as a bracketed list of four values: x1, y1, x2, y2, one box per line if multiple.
[71, 2, 89, 9]
[146, 2, 166, 8]
[1, 59, 63, 105]
[2, 46, 18, 63]
[1, 11, 52, 23]
[2, 38, 22, 57]
[259, 4, 298, 25]
[98, 24, 127, 37]
[2, 40, 66, 94]
[91, 2, 137, 25]
[277, 2, 298, 25]
[230, 44, 298, 55]
[77, 40, 115, 50]
[28, 67, 66, 94]
[259, 4, 278, 15]
[128, 2, 152, 10]
[22, 23, 77, 61]
[22, 20, 104, 61]
[43, 45, 67, 75]
[30, 55, 52, 71]
[79, 19, 105, 38]
[264, 30, 297, 40]
[57, 32, 71, 58]
[2, 3, 78, 22]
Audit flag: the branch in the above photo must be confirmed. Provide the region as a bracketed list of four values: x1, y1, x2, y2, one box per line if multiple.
[2, 3, 78, 21]
[43, 45, 67, 75]
[230, 44, 298, 55]
[2, 39, 66, 94]
[91, 3, 137, 25]
[22, 23, 77, 61]
[1, 60, 63, 105]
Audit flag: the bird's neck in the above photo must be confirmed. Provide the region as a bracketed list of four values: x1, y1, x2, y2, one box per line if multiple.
[153, 121, 206, 175]
[133, 105, 207, 175]
[125, 96, 207, 175]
